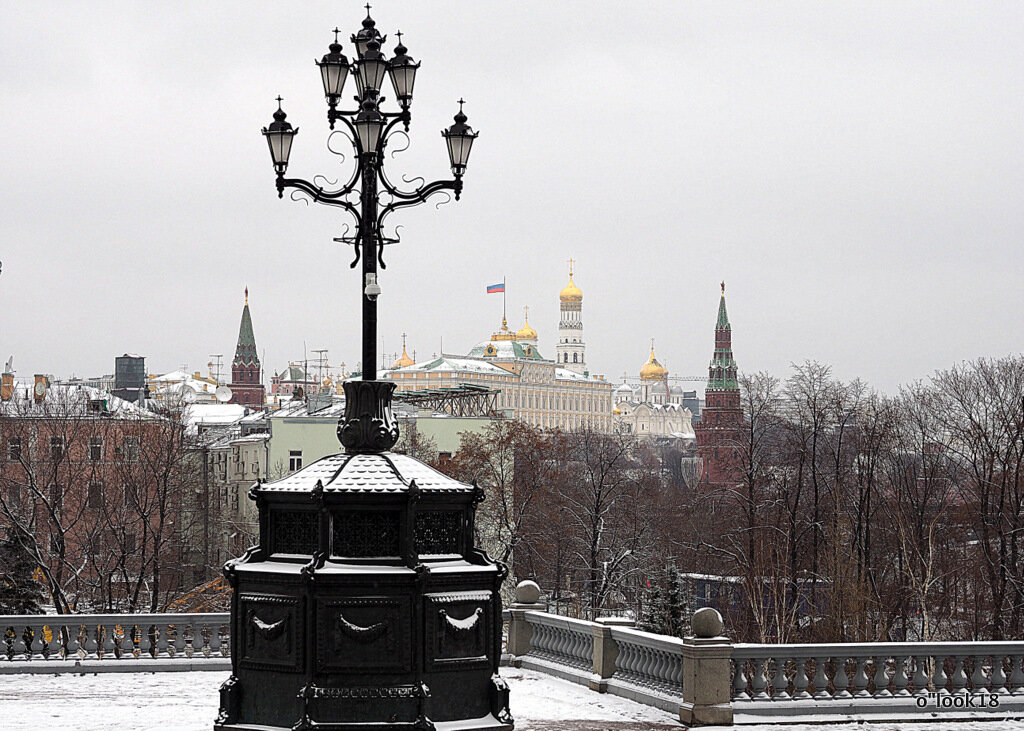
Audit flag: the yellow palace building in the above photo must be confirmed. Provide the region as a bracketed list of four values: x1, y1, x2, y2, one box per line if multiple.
[387, 267, 614, 432]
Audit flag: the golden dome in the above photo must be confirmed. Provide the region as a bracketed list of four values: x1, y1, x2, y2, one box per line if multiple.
[559, 259, 582, 302]
[516, 307, 538, 341]
[640, 342, 668, 381]
[391, 334, 415, 369]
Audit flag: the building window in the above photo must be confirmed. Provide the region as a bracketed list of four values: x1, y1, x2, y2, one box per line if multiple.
[123, 436, 140, 462]
[7, 436, 21, 461]
[89, 436, 103, 462]
[88, 481, 104, 509]
[573, 353, 578, 363]
[289, 450, 303, 472]
[50, 436, 64, 461]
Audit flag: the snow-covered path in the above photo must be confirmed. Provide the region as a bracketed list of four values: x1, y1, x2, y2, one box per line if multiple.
[2, 668, 1022, 730]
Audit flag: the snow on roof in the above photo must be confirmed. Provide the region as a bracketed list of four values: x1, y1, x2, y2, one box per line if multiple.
[0, 382, 157, 419]
[554, 367, 607, 384]
[392, 357, 513, 376]
[182, 403, 247, 430]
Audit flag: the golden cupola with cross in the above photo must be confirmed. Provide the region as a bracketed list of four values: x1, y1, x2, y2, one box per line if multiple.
[391, 333, 415, 369]
[516, 306, 538, 344]
[640, 340, 668, 381]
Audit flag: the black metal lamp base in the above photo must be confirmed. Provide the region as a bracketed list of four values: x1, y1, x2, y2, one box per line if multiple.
[337, 379, 400, 453]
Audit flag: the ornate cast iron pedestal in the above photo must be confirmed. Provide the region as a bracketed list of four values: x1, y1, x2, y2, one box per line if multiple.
[215, 383, 512, 731]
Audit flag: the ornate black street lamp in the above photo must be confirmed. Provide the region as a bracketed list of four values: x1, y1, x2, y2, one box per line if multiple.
[219, 8, 508, 731]
[261, 12, 476, 447]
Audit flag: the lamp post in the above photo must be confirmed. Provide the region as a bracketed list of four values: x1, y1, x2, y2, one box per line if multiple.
[261, 6, 477, 454]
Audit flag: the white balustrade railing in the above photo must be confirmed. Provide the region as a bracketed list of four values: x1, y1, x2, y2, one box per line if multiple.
[520, 612, 595, 684]
[1, 613, 230, 672]
[606, 625, 685, 712]
[731, 641, 1024, 721]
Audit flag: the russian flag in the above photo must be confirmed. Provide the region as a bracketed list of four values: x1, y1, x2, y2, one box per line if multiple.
[486, 282, 505, 294]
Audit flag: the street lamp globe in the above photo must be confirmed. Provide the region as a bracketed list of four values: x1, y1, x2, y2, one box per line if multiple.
[350, 10, 384, 60]
[317, 32, 350, 101]
[353, 38, 388, 97]
[387, 33, 419, 106]
[353, 97, 385, 155]
[261, 99, 298, 174]
[442, 101, 478, 177]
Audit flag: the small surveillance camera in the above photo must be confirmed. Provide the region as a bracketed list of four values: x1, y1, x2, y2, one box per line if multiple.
[364, 273, 381, 301]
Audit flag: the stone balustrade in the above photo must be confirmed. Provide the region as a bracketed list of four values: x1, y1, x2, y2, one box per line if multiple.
[731, 642, 1024, 723]
[7, 590, 1024, 726]
[1, 613, 230, 673]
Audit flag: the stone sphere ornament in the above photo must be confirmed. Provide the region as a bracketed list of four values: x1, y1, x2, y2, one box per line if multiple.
[691, 607, 725, 638]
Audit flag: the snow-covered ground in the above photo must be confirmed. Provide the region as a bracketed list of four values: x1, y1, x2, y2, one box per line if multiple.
[1, 668, 1021, 730]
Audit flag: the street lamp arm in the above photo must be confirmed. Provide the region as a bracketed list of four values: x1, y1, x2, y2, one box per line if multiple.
[377, 177, 460, 225]
[277, 175, 360, 210]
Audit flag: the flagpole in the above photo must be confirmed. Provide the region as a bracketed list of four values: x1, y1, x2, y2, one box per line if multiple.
[503, 276, 506, 323]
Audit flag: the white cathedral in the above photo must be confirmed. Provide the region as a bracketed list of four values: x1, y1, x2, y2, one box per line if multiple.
[612, 343, 697, 440]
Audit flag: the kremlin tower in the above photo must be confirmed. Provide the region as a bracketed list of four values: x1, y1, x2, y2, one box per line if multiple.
[557, 260, 586, 375]
[694, 282, 743, 486]
[229, 288, 266, 408]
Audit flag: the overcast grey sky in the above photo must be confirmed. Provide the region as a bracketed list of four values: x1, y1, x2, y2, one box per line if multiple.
[1, 1, 1022, 393]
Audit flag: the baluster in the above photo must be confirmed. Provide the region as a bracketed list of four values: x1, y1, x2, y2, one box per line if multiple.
[121, 624, 137, 659]
[636, 646, 651, 687]
[550, 626, 563, 662]
[950, 656, 968, 696]
[52, 624, 67, 660]
[198, 624, 210, 658]
[30, 624, 45, 659]
[156, 624, 170, 658]
[812, 657, 831, 699]
[647, 648, 660, 688]
[732, 659, 749, 699]
[651, 649, 666, 692]
[184, 622, 195, 658]
[970, 654, 988, 694]
[772, 656, 790, 699]
[656, 650, 672, 693]
[201, 622, 214, 655]
[83, 624, 99, 659]
[174, 622, 186, 657]
[220, 623, 230, 657]
[207, 623, 221, 657]
[12, 626, 28, 659]
[624, 644, 639, 684]
[991, 654, 1008, 696]
[932, 654, 949, 695]
[892, 656, 910, 696]
[1010, 656, 1024, 696]
[852, 656, 870, 698]
[101, 624, 116, 659]
[750, 658, 770, 700]
[139, 624, 153, 658]
[792, 657, 811, 699]
[833, 656, 852, 699]
[554, 625, 566, 663]
[672, 651, 684, 692]
[912, 655, 930, 696]
[873, 655, 891, 698]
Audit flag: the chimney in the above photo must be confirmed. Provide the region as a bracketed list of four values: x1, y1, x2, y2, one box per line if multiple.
[0, 372, 13, 401]
[33, 374, 48, 403]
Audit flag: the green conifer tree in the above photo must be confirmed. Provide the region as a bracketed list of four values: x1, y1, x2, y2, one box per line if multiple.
[0, 530, 44, 614]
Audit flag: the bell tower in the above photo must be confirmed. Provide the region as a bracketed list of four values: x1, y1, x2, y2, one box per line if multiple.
[557, 259, 586, 375]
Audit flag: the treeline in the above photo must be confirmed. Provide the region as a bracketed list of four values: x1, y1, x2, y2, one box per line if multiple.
[443, 355, 1024, 643]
